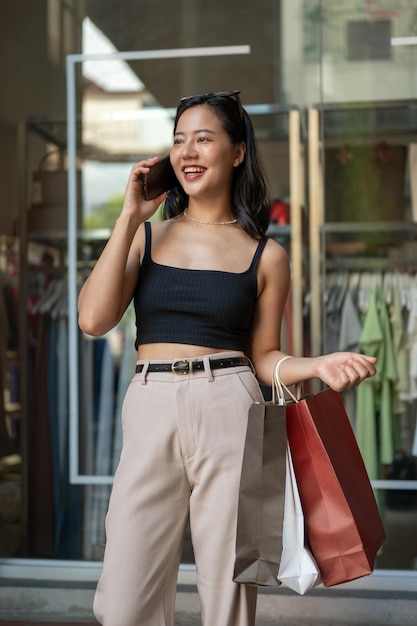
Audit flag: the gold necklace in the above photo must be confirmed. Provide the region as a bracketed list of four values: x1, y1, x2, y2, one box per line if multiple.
[183, 208, 237, 225]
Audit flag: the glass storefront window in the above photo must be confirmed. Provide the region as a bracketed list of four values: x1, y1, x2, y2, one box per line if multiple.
[283, 1, 417, 105]
[0, 0, 416, 585]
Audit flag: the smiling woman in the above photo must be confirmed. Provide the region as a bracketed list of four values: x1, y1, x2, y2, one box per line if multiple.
[76, 89, 377, 626]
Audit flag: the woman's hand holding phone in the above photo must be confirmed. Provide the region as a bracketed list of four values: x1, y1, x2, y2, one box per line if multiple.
[141, 156, 178, 201]
[121, 157, 177, 224]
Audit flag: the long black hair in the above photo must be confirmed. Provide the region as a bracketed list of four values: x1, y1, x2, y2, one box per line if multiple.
[163, 92, 271, 238]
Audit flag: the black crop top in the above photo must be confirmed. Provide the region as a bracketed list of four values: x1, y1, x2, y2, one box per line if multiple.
[133, 221, 268, 352]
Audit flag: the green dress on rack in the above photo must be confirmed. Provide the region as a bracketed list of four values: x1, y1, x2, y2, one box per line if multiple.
[356, 288, 398, 480]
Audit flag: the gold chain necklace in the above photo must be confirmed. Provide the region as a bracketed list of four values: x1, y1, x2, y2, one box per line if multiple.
[183, 208, 237, 225]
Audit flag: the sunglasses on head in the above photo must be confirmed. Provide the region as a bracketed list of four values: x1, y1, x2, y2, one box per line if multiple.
[179, 90, 243, 120]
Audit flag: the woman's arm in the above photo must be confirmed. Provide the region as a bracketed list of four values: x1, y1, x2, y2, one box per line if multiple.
[78, 158, 167, 337]
[249, 239, 377, 389]
[78, 214, 143, 336]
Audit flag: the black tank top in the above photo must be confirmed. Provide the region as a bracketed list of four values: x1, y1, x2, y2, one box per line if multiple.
[134, 221, 268, 352]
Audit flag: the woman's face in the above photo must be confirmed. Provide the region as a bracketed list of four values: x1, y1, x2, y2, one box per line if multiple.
[170, 104, 245, 201]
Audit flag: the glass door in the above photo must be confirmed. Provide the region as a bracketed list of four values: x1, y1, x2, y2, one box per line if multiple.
[66, 48, 306, 562]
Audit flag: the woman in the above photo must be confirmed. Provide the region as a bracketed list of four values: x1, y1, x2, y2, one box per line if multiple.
[78, 91, 376, 626]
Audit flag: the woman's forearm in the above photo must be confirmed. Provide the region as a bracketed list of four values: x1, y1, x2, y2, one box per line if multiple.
[253, 351, 318, 387]
[254, 350, 377, 393]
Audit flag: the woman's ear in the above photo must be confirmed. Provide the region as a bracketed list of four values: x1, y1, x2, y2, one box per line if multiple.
[234, 142, 246, 167]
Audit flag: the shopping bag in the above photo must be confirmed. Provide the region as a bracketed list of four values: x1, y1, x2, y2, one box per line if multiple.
[278, 443, 321, 594]
[233, 400, 287, 586]
[275, 367, 386, 587]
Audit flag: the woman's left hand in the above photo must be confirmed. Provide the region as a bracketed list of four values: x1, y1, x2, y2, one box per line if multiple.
[314, 352, 377, 392]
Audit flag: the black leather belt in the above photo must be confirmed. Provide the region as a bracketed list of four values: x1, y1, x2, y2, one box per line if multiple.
[135, 356, 249, 375]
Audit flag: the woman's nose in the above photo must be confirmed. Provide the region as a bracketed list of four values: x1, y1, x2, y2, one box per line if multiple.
[180, 141, 199, 159]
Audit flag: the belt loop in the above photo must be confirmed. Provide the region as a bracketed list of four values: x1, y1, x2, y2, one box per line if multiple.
[203, 355, 214, 382]
[138, 361, 150, 385]
[247, 357, 257, 376]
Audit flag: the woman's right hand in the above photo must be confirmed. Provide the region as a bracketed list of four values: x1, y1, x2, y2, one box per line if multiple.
[121, 157, 168, 223]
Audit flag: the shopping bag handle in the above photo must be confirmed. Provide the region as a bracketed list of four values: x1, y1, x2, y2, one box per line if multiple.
[272, 357, 301, 405]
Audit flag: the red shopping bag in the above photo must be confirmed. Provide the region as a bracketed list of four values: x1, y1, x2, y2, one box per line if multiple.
[285, 388, 386, 587]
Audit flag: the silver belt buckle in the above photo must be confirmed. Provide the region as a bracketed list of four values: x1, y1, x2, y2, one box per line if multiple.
[171, 359, 193, 375]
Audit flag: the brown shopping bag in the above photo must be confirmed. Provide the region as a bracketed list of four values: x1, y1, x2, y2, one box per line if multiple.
[274, 365, 386, 587]
[233, 400, 287, 587]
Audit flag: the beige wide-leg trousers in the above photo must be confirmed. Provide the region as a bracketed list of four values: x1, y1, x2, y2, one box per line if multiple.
[93, 351, 263, 626]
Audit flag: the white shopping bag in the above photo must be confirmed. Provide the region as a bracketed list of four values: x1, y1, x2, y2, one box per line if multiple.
[278, 444, 322, 594]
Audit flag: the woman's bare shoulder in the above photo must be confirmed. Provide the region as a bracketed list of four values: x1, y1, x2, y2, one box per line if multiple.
[256, 236, 290, 290]
[262, 236, 289, 265]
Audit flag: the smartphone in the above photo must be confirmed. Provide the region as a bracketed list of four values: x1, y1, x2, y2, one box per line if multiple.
[141, 156, 178, 201]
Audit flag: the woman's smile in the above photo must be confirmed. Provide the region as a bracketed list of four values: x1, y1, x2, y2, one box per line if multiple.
[182, 165, 207, 180]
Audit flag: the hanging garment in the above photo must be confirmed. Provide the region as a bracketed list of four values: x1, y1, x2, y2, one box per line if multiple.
[407, 284, 417, 401]
[324, 285, 343, 354]
[338, 287, 361, 353]
[378, 294, 399, 464]
[338, 286, 362, 430]
[112, 317, 137, 473]
[79, 334, 95, 560]
[356, 289, 383, 480]
[28, 313, 55, 556]
[389, 286, 409, 413]
[357, 288, 398, 477]
[47, 316, 60, 548]
[91, 337, 116, 549]
[55, 313, 82, 559]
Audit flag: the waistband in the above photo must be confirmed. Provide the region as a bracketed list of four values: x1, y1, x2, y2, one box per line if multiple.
[135, 356, 249, 375]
